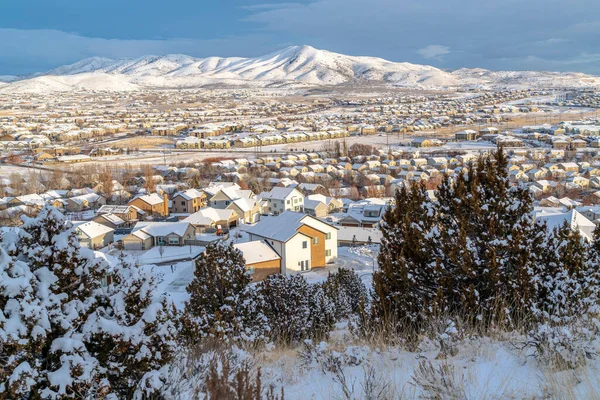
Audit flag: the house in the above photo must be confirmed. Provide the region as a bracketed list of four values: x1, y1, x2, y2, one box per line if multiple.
[122, 221, 196, 250]
[97, 204, 144, 222]
[412, 138, 439, 148]
[205, 184, 253, 209]
[306, 194, 343, 214]
[184, 207, 239, 232]
[455, 130, 478, 141]
[170, 189, 207, 214]
[234, 240, 281, 281]
[303, 198, 328, 218]
[226, 198, 262, 224]
[93, 213, 127, 230]
[65, 193, 106, 212]
[128, 193, 169, 218]
[258, 186, 305, 215]
[73, 221, 114, 249]
[536, 209, 595, 241]
[246, 211, 338, 274]
[336, 200, 388, 228]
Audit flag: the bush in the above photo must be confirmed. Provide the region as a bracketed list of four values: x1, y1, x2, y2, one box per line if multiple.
[256, 274, 335, 344]
[323, 268, 368, 320]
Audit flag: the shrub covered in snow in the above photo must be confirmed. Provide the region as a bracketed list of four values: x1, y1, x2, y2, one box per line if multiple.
[322, 267, 368, 320]
[0, 206, 176, 398]
[182, 241, 267, 344]
[256, 274, 335, 345]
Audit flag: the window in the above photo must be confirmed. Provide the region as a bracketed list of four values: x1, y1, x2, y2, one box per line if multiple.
[326, 232, 331, 240]
[302, 241, 308, 249]
[300, 260, 305, 271]
[168, 237, 179, 245]
[101, 274, 112, 287]
[247, 265, 255, 274]
[287, 200, 291, 205]
[326, 249, 331, 257]
[306, 260, 310, 270]
[181, 201, 185, 205]
[313, 237, 318, 245]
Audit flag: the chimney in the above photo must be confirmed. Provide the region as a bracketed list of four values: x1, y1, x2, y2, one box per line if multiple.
[163, 194, 170, 217]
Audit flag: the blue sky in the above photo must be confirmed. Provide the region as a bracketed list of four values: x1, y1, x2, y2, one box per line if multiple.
[1, 0, 600, 75]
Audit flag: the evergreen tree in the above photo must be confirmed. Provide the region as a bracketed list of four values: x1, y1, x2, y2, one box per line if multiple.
[256, 274, 334, 343]
[84, 254, 178, 398]
[372, 181, 439, 329]
[533, 223, 588, 325]
[582, 225, 600, 317]
[433, 148, 543, 324]
[182, 242, 257, 343]
[323, 268, 367, 320]
[0, 206, 177, 398]
[307, 284, 336, 341]
[256, 274, 311, 344]
[0, 206, 107, 398]
[374, 148, 551, 332]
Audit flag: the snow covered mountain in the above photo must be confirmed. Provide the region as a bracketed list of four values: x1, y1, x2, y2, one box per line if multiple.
[2, 45, 600, 93]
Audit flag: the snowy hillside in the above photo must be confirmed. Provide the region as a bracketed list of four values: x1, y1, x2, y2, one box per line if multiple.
[2, 45, 600, 93]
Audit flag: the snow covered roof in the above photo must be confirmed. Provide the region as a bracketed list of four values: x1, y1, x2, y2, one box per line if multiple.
[536, 209, 595, 241]
[133, 221, 192, 238]
[259, 186, 303, 201]
[173, 188, 205, 201]
[96, 213, 126, 226]
[184, 207, 235, 225]
[132, 193, 164, 206]
[73, 220, 114, 238]
[245, 211, 334, 242]
[234, 240, 281, 265]
[97, 205, 135, 214]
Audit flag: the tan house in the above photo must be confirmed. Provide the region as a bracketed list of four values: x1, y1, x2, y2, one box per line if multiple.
[97, 204, 144, 222]
[128, 193, 169, 218]
[65, 193, 106, 212]
[234, 240, 281, 281]
[93, 213, 128, 230]
[226, 198, 262, 224]
[170, 189, 207, 214]
[122, 221, 196, 250]
[303, 198, 328, 218]
[73, 221, 114, 250]
[184, 207, 239, 231]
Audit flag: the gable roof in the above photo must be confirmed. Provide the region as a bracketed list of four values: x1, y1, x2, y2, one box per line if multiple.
[73, 220, 114, 238]
[133, 221, 192, 238]
[132, 193, 164, 206]
[259, 186, 303, 201]
[245, 211, 334, 242]
[234, 240, 281, 265]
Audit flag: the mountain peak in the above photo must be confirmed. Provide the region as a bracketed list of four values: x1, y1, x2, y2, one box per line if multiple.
[2, 46, 599, 93]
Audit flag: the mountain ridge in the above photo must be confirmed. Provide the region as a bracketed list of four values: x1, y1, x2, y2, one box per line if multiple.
[2, 45, 599, 93]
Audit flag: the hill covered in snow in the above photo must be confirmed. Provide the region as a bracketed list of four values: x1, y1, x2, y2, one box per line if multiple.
[2, 45, 600, 93]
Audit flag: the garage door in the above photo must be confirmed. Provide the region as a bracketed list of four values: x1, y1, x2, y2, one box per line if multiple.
[124, 241, 143, 250]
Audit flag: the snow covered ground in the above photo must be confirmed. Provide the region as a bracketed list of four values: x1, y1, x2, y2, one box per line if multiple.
[254, 335, 600, 400]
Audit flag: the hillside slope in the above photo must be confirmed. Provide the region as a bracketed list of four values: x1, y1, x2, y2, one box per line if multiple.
[2, 45, 599, 92]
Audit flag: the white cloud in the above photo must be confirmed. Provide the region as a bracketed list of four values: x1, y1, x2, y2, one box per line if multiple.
[417, 45, 450, 60]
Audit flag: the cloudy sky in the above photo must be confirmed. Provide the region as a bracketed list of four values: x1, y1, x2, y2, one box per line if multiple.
[1, 0, 599, 75]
